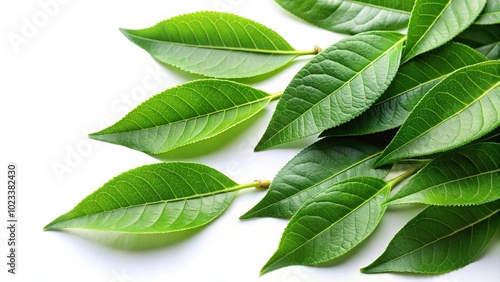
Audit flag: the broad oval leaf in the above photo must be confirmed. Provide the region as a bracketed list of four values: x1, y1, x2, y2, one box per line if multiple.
[455, 24, 500, 60]
[274, 0, 415, 34]
[241, 138, 391, 219]
[89, 79, 273, 154]
[387, 142, 500, 206]
[362, 202, 500, 274]
[261, 177, 390, 274]
[44, 162, 255, 233]
[375, 61, 500, 167]
[120, 11, 311, 79]
[255, 31, 406, 151]
[402, 0, 487, 63]
[322, 42, 487, 137]
[475, 0, 500, 25]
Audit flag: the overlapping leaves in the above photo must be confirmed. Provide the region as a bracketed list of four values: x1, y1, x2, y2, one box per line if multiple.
[255, 31, 406, 151]
[274, 0, 414, 34]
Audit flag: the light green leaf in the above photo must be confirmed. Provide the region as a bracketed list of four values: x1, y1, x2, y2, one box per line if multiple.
[255, 31, 406, 151]
[241, 138, 391, 219]
[261, 177, 390, 274]
[362, 202, 500, 273]
[375, 61, 500, 167]
[44, 162, 266, 233]
[455, 24, 500, 60]
[402, 0, 487, 63]
[274, 0, 415, 34]
[322, 42, 487, 137]
[89, 79, 273, 154]
[475, 0, 500, 25]
[387, 142, 500, 206]
[120, 11, 314, 79]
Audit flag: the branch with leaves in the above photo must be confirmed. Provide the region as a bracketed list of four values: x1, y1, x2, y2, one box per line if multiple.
[46, 0, 500, 277]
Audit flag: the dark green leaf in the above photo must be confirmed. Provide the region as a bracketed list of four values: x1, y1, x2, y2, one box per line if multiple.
[475, 0, 500, 25]
[375, 61, 500, 167]
[255, 31, 406, 151]
[241, 138, 391, 219]
[90, 79, 273, 154]
[402, 0, 487, 63]
[323, 42, 487, 137]
[261, 177, 390, 274]
[45, 162, 260, 233]
[362, 203, 500, 273]
[274, 0, 414, 34]
[121, 11, 312, 79]
[387, 142, 500, 206]
[455, 24, 500, 60]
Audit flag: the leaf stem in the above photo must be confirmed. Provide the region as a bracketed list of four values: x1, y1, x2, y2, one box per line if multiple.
[386, 163, 425, 189]
[232, 179, 271, 191]
[294, 46, 323, 56]
[269, 91, 284, 101]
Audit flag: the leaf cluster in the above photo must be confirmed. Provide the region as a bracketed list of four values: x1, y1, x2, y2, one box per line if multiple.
[46, 0, 500, 278]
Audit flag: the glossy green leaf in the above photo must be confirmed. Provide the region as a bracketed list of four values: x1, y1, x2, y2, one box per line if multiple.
[362, 202, 500, 273]
[402, 0, 487, 63]
[261, 177, 390, 274]
[241, 138, 391, 219]
[255, 31, 406, 151]
[455, 24, 500, 60]
[322, 42, 487, 137]
[274, 0, 414, 34]
[387, 142, 500, 206]
[375, 61, 500, 167]
[89, 79, 273, 154]
[475, 0, 500, 25]
[44, 162, 264, 233]
[120, 11, 313, 79]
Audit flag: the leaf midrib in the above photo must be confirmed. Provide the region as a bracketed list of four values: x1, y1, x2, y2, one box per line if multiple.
[250, 151, 382, 215]
[393, 168, 500, 202]
[268, 181, 388, 268]
[259, 34, 406, 148]
[384, 79, 500, 161]
[122, 31, 302, 55]
[404, 0, 452, 60]
[49, 184, 242, 228]
[373, 208, 500, 268]
[92, 94, 271, 137]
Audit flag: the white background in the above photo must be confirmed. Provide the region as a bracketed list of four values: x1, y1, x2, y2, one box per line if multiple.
[1, 0, 499, 281]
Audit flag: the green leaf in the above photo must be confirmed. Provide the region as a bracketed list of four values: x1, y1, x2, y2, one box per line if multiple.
[44, 162, 264, 233]
[362, 202, 500, 274]
[322, 42, 487, 137]
[241, 138, 391, 219]
[120, 11, 313, 79]
[375, 60, 500, 167]
[387, 142, 500, 206]
[274, 0, 415, 34]
[261, 177, 390, 274]
[475, 0, 500, 25]
[89, 79, 273, 154]
[255, 31, 406, 151]
[402, 0, 487, 63]
[455, 24, 500, 60]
